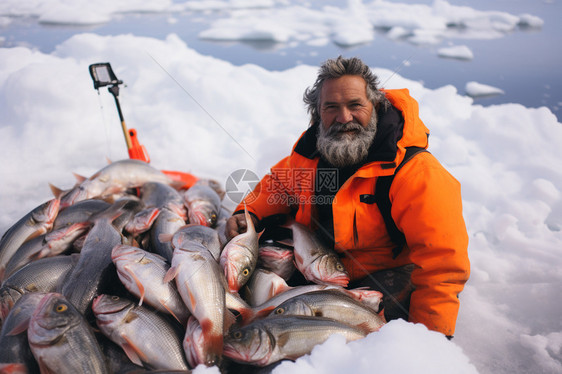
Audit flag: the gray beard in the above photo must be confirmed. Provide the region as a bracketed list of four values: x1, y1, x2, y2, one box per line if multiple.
[316, 113, 378, 168]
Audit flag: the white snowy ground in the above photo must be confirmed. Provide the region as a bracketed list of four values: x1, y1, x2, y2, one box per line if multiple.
[0, 1, 560, 374]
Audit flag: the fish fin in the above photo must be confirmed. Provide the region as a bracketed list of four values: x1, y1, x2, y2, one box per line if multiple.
[122, 337, 147, 367]
[254, 306, 276, 320]
[6, 317, 31, 336]
[200, 318, 223, 366]
[49, 183, 65, 198]
[37, 357, 56, 374]
[126, 266, 145, 306]
[163, 266, 179, 283]
[277, 238, 294, 247]
[72, 172, 88, 183]
[159, 300, 184, 325]
[105, 156, 113, 164]
[158, 233, 173, 244]
[187, 287, 197, 310]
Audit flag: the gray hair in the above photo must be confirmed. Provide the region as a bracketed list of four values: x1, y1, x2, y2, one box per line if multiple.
[303, 56, 389, 125]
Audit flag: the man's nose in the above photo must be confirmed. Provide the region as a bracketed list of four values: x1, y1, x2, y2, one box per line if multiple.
[336, 107, 353, 124]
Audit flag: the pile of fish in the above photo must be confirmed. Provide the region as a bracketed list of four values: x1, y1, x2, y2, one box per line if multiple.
[0, 159, 386, 374]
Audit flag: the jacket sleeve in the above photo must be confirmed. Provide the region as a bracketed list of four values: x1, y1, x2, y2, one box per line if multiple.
[234, 155, 296, 220]
[390, 152, 470, 336]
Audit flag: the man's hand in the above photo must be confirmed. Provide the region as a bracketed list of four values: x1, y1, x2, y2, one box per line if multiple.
[225, 213, 258, 241]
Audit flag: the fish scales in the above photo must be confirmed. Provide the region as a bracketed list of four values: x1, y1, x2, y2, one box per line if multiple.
[60, 217, 123, 315]
[224, 315, 365, 366]
[92, 294, 189, 371]
[0, 254, 79, 323]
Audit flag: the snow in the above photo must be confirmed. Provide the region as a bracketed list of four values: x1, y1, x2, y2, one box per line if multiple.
[0, 1, 560, 374]
[465, 81, 505, 97]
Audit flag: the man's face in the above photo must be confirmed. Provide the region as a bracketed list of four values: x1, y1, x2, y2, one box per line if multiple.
[316, 75, 378, 168]
[319, 75, 374, 131]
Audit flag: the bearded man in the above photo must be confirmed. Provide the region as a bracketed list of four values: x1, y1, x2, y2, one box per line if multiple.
[226, 56, 470, 338]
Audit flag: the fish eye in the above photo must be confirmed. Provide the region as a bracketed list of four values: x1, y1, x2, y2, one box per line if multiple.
[111, 296, 120, 301]
[242, 268, 250, 276]
[55, 304, 68, 313]
[210, 213, 217, 225]
[232, 331, 242, 339]
[336, 264, 344, 271]
[274, 307, 284, 315]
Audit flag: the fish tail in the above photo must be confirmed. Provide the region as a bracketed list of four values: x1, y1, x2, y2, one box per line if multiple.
[200, 318, 223, 366]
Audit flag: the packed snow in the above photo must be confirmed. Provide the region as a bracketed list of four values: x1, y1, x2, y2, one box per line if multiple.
[0, 1, 560, 374]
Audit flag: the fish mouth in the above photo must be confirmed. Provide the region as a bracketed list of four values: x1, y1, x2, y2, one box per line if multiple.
[225, 262, 241, 293]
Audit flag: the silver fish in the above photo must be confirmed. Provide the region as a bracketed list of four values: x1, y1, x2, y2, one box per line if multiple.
[53, 199, 111, 230]
[60, 215, 123, 315]
[140, 181, 187, 220]
[286, 221, 349, 287]
[111, 244, 190, 324]
[224, 315, 365, 366]
[61, 159, 176, 207]
[271, 289, 386, 334]
[220, 206, 260, 293]
[183, 184, 221, 227]
[183, 316, 205, 368]
[149, 208, 186, 263]
[92, 294, 189, 371]
[27, 293, 109, 373]
[243, 268, 290, 307]
[0, 292, 46, 373]
[4, 221, 90, 279]
[164, 242, 233, 366]
[0, 198, 61, 281]
[169, 224, 222, 261]
[0, 254, 79, 323]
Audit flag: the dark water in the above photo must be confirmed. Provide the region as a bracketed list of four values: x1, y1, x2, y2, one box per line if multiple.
[1, 0, 561, 121]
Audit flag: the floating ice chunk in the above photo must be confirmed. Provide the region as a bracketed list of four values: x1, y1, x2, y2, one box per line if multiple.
[386, 26, 410, 40]
[332, 24, 374, 47]
[465, 81, 505, 98]
[437, 45, 474, 61]
[518, 13, 544, 29]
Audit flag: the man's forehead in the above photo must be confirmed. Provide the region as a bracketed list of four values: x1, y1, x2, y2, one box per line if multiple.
[320, 75, 368, 102]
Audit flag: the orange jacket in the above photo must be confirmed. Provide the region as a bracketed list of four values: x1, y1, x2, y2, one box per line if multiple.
[237, 89, 470, 336]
